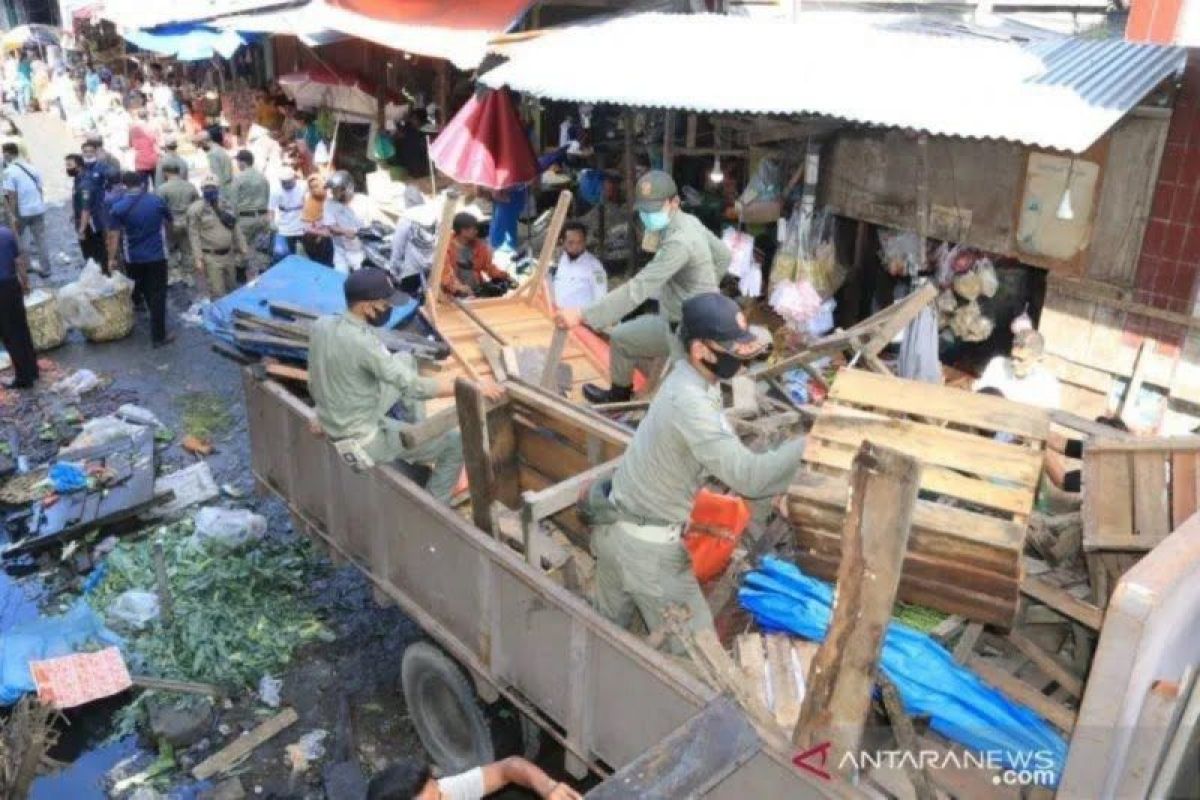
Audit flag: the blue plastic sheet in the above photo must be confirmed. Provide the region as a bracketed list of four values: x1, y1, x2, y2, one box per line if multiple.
[122, 24, 245, 61]
[0, 602, 122, 705]
[203, 255, 421, 361]
[48, 462, 87, 494]
[740, 556, 1067, 785]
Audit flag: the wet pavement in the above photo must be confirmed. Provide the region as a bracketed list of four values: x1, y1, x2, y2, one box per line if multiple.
[4, 112, 435, 798]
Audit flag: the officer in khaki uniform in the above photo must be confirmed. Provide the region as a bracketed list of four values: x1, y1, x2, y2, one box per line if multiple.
[156, 161, 198, 276]
[231, 149, 271, 280]
[307, 268, 504, 501]
[187, 175, 241, 298]
[554, 170, 731, 404]
[193, 130, 233, 203]
[583, 293, 803, 654]
[154, 136, 188, 187]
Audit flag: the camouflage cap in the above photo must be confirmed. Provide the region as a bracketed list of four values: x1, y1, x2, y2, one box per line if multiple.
[633, 169, 677, 212]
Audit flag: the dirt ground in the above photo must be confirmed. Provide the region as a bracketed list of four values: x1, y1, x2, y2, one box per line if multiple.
[4, 111, 447, 799]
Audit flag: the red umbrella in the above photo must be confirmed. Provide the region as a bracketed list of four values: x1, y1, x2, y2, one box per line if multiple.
[429, 87, 538, 190]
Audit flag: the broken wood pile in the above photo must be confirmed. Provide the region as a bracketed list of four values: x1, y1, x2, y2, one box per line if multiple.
[785, 368, 1048, 628]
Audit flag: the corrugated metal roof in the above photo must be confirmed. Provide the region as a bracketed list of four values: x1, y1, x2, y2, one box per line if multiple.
[480, 12, 1187, 153]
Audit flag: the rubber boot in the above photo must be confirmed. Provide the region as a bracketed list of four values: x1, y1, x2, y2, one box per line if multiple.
[582, 383, 632, 405]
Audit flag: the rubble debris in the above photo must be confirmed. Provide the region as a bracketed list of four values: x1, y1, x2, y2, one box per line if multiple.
[0, 602, 120, 704]
[147, 695, 215, 748]
[284, 728, 328, 773]
[144, 462, 220, 520]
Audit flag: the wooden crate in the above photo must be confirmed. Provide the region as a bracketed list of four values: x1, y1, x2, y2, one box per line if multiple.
[1082, 437, 1200, 606]
[786, 368, 1050, 628]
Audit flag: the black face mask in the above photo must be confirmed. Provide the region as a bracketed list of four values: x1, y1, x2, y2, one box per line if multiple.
[707, 347, 744, 380]
[366, 305, 391, 327]
[66, 167, 78, 177]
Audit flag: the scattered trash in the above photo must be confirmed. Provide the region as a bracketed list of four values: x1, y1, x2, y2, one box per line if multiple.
[50, 368, 101, 398]
[180, 300, 211, 327]
[57, 260, 135, 341]
[193, 507, 267, 549]
[107, 590, 161, 631]
[68, 415, 143, 450]
[258, 674, 282, 708]
[47, 461, 87, 493]
[181, 435, 214, 456]
[0, 601, 122, 704]
[285, 729, 329, 773]
[0, 470, 49, 505]
[144, 462, 220, 520]
[31, 646, 133, 709]
[117, 404, 164, 429]
[220, 483, 246, 499]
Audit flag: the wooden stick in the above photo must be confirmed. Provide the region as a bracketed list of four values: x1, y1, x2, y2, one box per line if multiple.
[879, 675, 936, 800]
[153, 539, 173, 626]
[451, 297, 509, 346]
[1007, 629, 1084, 698]
[131, 675, 222, 697]
[456, 378, 504, 537]
[1021, 576, 1103, 630]
[969, 658, 1076, 733]
[192, 708, 299, 780]
[520, 190, 573, 304]
[541, 327, 568, 391]
[793, 442, 923, 776]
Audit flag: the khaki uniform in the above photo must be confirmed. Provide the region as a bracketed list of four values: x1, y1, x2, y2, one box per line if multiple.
[582, 210, 731, 387]
[206, 144, 234, 203]
[308, 313, 463, 501]
[154, 150, 189, 186]
[232, 166, 271, 277]
[186, 198, 240, 298]
[156, 176, 199, 273]
[589, 362, 805, 653]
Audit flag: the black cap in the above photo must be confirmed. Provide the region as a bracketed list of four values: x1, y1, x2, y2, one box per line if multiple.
[344, 267, 405, 307]
[679, 293, 767, 354]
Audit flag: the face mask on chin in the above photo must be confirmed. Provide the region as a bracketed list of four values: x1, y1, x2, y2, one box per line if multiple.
[705, 346, 744, 380]
[639, 209, 670, 232]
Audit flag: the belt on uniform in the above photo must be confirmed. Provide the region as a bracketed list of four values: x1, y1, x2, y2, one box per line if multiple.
[615, 519, 686, 545]
[238, 210, 268, 217]
[202, 247, 232, 256]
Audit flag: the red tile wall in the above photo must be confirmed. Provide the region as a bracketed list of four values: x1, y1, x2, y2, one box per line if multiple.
[1128, 50, 1200, 348]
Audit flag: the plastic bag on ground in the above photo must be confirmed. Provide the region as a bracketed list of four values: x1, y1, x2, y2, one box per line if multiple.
[68, 415, 144, 450]
[193, 507, 267, 549]
[259, 674, 282, 707]
[55, 260, 134, 330]
[0, 601, 122, 705]
[739, 556, 1067, 785]
[106, 590, 160, 631]
[49, 461, 87, 493]
[116, 404, 163, 429]
[51, 368, 101, 398]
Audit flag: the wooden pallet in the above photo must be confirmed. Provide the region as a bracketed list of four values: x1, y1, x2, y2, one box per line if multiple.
[734, 633, 817, 731]
[785, 368, 1050, 628]
[1082, 437, 1200, 607]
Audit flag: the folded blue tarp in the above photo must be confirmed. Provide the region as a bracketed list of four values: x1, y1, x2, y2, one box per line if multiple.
[0, 602, 122, 705]
[203, 255, 421, 361]
[740, 556, 1068, 785]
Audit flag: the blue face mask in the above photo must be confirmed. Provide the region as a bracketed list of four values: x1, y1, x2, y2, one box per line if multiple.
[639, 209, 671, 232]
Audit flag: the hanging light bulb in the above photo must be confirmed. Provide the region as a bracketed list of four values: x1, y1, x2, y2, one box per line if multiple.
[709, 155, 723, 184]
[1056, 159, 1076, 221]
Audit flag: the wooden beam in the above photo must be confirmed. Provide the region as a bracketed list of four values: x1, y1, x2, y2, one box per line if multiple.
[522, 457, 621, 522]
[424, 192, 460, 322]
[969, 658, 1076, 733]
[451, 297, 510, 346]
[1007, 629, 1084, 698]
[793, 442, 922, 775]
[520, 190, 573, 304]
[456, 379, 504, 536]
[1021, 576, 1104, 630]
[541, 327, 569, 390]
[192, 708, 298, 780]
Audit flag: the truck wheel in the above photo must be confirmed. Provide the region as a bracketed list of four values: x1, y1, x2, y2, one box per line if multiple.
[401, 642, 495, 773]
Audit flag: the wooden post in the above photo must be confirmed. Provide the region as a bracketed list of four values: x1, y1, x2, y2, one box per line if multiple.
[435, 60, 449, 131]
[519, 189, 573, 303]
[793, 442, 922, 777]
[623, 109, 636, 275]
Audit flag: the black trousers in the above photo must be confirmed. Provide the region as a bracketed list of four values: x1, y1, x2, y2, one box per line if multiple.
[302, 233, 334, 267]
[80, 227, 107, 267]
[127, 260, 168, 342]
[0, 279, 38, 383]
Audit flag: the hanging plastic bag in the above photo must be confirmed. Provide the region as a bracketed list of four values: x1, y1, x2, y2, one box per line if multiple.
[769, 280, 823, 330]
[977, 258, 999, 298]
[951, 300, 995, 342]
[722, 228, 760, 297]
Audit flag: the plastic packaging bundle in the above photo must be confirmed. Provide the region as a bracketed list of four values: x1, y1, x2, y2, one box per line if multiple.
[771, 207, 842, 298]
[951, 300, 995, 342]
[878, 230, 923, 278]
[56, 260, 135, 339]
[739, 556, 1068, 785]
[769, 280, 823, 329]
[722, 228, 761, 297]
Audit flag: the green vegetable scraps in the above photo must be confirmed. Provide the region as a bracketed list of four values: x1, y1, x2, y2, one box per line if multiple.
[176, 392, 233, 441]
[892, 601, 948, 633]
[88, 520, 331, 689]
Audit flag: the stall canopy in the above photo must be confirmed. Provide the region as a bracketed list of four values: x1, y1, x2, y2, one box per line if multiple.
[277, 68, 377, 118]
[429, 87, 538, 190]
[121, 24, 247, 61]
[481, 12, 1187, 154]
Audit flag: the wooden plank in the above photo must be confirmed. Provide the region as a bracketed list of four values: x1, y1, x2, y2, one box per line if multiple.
[515, 420, 592, 483]
[1119, 341, 1153, 418]
[424, 193, 459, 315]
[1083, 451, 1134, 547]
[506, 381, 633, 450]
[1171, 452, 1199, 529]
[1021, 576, 1104, 630]
[192, 708, 299, 780]
[809, 408, 1043, 485]
[456, 379, 502, 535]
[1087, 437, 1200, 454]
[879, 675, 937, 800]
[1082, 534, 1171, 552]
[1007, 629, 1084, 698]
[1133, 451, 1171, 541]
[804, 437, 1035, 517]
[765, 634, 799, 729]
[827, 368, 1050, 441]
[451, 297, 510, 345]
[542, 327, 569, 390]
[793, 443, 922, 772]
[969, 658, 1076, 733]
[736, 635, 768, 711]
[520, 190, 573, 303]
[953, 622, 985, 664]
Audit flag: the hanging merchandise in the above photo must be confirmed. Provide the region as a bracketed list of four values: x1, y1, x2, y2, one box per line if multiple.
[722, 228, 761, 298]
[952, 270, 983, 302]
[951, 300, 995, 342]
[770, 206, 842, 299]
[977, 258, 999, 298]
[735, 156, 783, 224]
[878, 229, 924, 278]
[898, 297, 942, 384]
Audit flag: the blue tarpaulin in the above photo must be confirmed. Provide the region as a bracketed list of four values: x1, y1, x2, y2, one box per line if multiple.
[740, 556, 1068, 786]
[0, 602, 122, 705]
[203, 255, 421, 361]
[122, 24, 246, 61]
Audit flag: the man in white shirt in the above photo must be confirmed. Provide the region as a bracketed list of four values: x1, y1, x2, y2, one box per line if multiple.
[1, 143, 50, 276]
[269, 167, 307, 259]
[321, 170, 365, 273]
[551, 221, 606, 310]
[366, 756, 580, 800]
[388, 198, 438, 295]
[973, 329, 1061, 410]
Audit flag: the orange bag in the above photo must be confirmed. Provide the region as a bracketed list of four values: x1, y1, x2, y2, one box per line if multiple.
[684, 489, 751, 583]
